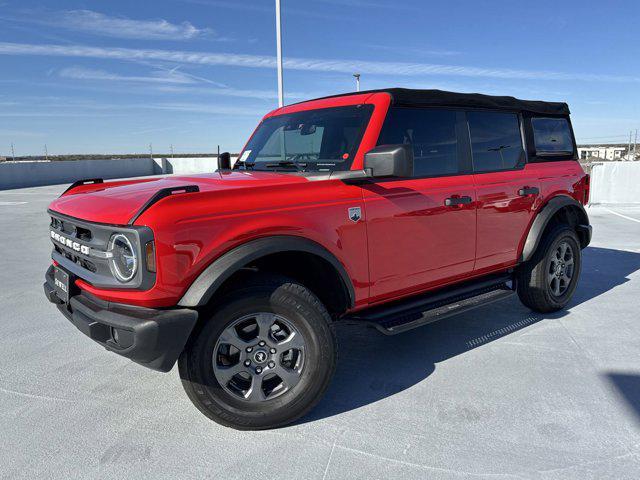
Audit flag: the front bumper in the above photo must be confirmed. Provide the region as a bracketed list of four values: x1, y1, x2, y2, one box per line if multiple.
[44, 266, 198, 372]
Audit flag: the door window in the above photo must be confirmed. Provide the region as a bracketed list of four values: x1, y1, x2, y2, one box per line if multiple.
[377, 107, 459, 177]
[467, 111, 524, 172]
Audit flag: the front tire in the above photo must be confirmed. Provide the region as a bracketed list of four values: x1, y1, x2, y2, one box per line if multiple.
[517, 225, 582, 313]
[178, 274, 336, 430]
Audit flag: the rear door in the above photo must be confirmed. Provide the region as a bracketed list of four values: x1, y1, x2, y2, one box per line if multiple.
[468, 111, 541, 272]
[363, 107, 477, 303]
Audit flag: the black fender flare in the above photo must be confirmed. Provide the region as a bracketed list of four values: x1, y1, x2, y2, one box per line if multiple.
[521, 195, 591, 263]
[178, 235, 355, 308]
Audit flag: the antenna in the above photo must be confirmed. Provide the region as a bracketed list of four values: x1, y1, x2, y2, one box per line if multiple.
[44, 144, 48, 161]
[11, 142, 15, 161]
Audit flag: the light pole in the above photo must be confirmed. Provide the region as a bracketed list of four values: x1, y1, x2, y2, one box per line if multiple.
[353, 73, 361, 92]
[275, 0, 284, 108]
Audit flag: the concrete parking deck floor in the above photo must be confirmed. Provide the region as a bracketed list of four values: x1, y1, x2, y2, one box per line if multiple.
[1, 184, 639, 479]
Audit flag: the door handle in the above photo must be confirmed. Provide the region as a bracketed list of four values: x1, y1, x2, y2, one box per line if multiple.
[518, 186, 539, 196]
[444, 195, 472, 207]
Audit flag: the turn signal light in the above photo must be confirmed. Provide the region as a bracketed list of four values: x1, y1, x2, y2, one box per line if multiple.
[145, 241, 156, 273]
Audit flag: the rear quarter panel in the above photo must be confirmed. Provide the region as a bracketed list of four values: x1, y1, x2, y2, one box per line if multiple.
[516, 160, 588, 256]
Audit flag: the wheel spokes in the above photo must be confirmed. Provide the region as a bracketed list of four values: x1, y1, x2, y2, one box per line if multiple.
[560, 242, 568, 260]
[218, 329, 252, 350]
[277, 331, 305, 350]
[215, 362, 244, 385]
[246, 375, 266, 402]
[213, 312, 306, 403]
[255, 313, 275, 339]
[273, 364, 301, 389]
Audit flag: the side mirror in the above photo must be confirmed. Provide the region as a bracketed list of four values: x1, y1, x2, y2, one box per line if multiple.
[218, 151, 231, 170]
[364, 144, 414, 178]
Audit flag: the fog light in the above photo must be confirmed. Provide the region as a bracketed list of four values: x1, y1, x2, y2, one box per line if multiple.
[110, 327, 120, 344]
[110, 327, 134, 348]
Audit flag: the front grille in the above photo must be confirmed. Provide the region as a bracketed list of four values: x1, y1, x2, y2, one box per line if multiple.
[75, 226, 92, 241]
[54, 244, 97, 272]
[48, 210, 154, 291]
[50, 215, 101, 275]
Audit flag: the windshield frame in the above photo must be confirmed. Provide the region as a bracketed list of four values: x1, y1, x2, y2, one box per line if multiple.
[235, 101, 380, 173]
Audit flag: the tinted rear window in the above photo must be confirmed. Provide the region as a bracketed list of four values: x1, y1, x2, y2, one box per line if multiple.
[377, 107, 459, 177]
[531, 117, 574, 154]
[467, 111, 524, 172]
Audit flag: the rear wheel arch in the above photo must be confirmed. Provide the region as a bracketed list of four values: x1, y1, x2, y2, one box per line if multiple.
[521, 195, 590, 263]
[178, 236, 355, 317]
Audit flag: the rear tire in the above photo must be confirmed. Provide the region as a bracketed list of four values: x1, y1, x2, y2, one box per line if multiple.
[517, 225, 582, 313]
[178, 274, 336, 430]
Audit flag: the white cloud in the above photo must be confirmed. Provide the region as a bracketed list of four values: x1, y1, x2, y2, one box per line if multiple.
[59, 66, 198, 84]
[0, 129, 45, 137]
[365, 44, 461, 57]
[0, 42, 639, 83]
[316, 0, 419, 10]
[54, 10, 212, 40]
[0, 96, 260, 117]
[154, 85, 318, 100]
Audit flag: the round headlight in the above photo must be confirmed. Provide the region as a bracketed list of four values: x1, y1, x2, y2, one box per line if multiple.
[108, 234, 137, 282]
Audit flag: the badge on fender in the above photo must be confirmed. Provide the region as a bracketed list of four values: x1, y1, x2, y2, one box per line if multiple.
[348, 207, 361, 223]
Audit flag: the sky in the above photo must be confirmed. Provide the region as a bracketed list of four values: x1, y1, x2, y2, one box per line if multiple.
[0, 0, 638, 157]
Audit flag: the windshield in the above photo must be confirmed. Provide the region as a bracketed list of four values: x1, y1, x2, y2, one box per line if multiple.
[236, 105, 374, 172]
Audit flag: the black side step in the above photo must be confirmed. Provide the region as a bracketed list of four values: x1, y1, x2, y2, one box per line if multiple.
[346, 273, 516, 335]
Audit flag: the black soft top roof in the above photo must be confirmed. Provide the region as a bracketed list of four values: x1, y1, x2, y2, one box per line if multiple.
[307, 88, 570, 116]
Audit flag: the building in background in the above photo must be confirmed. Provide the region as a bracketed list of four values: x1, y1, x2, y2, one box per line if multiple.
[577, 144, 629, 161]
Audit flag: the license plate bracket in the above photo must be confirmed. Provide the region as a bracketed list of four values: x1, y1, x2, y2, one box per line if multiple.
[53, 266, 71, 303]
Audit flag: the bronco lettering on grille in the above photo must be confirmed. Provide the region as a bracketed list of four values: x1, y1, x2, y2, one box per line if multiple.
[50, 231, 90, 255]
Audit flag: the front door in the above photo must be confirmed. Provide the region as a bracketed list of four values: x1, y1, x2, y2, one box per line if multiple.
[362, 107, 477, 303]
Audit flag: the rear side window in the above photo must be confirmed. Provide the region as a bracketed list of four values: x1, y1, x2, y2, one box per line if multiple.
[531, 117, 574, 154]
[467, 111, 524, 172]
[377, 107, 459, 177]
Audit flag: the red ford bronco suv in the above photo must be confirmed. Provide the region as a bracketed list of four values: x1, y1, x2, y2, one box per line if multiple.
[44, 89, 591, 430]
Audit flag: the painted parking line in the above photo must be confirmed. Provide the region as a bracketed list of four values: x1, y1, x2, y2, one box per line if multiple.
[603, 207, 640, 224]
[0, 201, 28, 206]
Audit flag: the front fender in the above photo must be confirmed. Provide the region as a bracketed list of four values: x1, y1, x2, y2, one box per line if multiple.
[177, 235, 355, 308]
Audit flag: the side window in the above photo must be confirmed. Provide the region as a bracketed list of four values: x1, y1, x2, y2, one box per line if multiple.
[531, 117, 574, 154]
[467, 111, 524, 172]
[377, 108, 459, 177]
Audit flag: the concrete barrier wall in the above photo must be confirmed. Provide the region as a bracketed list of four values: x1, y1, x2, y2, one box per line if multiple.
[154, 156, 238, 175]
[0, 158, 155, 190]
[0, 156, 239, 190]
[590, 162, 640, 204]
